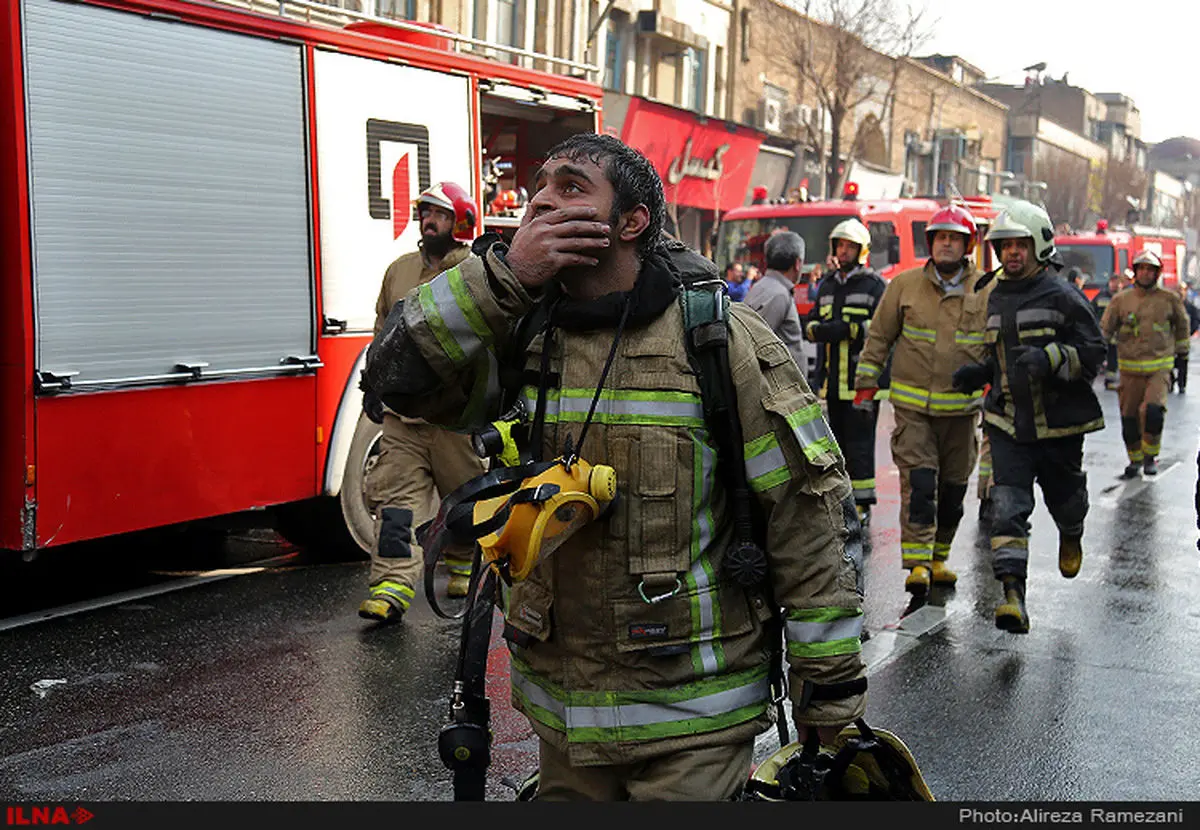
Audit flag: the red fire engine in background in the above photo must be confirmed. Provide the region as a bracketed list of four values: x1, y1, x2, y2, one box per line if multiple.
[716, 189, 1000, 316]
[1056, 220, 1188, 300]
[0, 0, 603, 560]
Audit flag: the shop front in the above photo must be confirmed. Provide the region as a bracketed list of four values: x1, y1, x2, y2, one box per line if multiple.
[604, 94, 764, 255]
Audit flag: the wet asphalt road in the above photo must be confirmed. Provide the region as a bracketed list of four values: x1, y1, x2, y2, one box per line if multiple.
[2, 359, 1199, 802]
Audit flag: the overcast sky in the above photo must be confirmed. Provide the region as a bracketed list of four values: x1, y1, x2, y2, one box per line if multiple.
[913, 0, 1197, 144]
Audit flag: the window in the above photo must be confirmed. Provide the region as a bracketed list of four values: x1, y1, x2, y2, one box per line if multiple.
[868, 221, 897, 272]
[740, 9, 751, 63]
[1118, 248, 1129, 275]
[603, 15, 625, 91]
[496, 0, 518, 46]
[911, 221, 929, 259]
[687, 48, 707, 113]
[377, 0, 416, 19]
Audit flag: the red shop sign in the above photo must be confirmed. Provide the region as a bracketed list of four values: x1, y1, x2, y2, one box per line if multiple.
[620, 98, 765, 213]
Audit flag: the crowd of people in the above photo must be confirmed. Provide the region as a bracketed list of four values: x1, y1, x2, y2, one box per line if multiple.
[355, 134, 1195, 800]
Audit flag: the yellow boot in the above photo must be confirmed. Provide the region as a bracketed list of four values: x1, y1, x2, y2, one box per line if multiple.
[931, 560, 958, 586]
[905, 565, 931, 596]
[358, 597, 403, 623]
[447, 572, 471, 598]
[1058, 536, 1083, 579]
[994, 579, 1029, 633]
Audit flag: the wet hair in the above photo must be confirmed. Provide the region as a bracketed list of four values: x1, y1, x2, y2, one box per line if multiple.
[543, 132, 666, 256]
[765, 230, 806, 271]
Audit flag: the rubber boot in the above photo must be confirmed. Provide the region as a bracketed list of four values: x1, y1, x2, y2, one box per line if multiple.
[1143, 456, 1158, 476]
[978, 497, 993, 523]
[1122, 462, 1141, 479]
[930, 560, 958, 586]
[905, 565, 931, 596]
[856, 504, 872, 527]
[994, 579, 1029, 634]
[358, 596, 404, 623]
[447, 572, 471, 598]
[1058, 536, 1083, 579]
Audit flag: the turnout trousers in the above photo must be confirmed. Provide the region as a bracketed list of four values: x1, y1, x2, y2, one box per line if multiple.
[986, 426, 1087, 581]
[1117, 370, 1171, 463]
[826, 398, 880, 506]
[535, 737, 755, 801]
[890, 407, 978, 570]
[363, 413, 486, 611]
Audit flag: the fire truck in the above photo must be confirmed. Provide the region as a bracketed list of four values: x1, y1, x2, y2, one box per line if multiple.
[715, 191, 1000, 311]
[1056, 221, 1188, 300]
[0, 0, 603, 559]
[714, 190, 999, 382]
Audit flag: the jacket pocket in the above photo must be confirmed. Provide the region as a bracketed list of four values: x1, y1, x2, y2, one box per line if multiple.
[627, 437, 688, 576]
[613, 582, 756, 654]
[506, 573, 554, 643]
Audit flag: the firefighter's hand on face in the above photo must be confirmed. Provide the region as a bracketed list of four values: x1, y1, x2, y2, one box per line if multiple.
[505, 205, 611, 289]
[1010, 345, 1052, 380]
[952, 362, 992, 393]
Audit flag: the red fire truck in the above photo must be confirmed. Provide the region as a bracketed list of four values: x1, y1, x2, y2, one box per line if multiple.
[0, 0, 603, 558]
[716, 192, 1000, 314]
[1056, 221, 1188, 300]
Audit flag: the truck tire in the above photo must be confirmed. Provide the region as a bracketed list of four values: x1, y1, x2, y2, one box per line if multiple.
[337, 410, 384, 556]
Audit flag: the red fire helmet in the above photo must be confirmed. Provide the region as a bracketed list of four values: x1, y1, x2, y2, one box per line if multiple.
[925, 204, 977, 254]
[413, 181, 478, 242]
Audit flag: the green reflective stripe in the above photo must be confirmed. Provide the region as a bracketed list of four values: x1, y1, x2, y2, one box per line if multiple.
[372, 581, 415, 609]
[445, 560, 473, 576]
[1118, 356, 1174, 373]
[857, 361, 882, 380]
[1126, 447, 1145, 462]
[418, 281, 467, 365]
[744, 432, 790, 492]
[1144, 440, 1161, 454]
[851, 478, 876, 490]
[901, 542, 932, 565]
[787, 636, 862, 658]
[928, 389, 983, 412]
[1178, 340, 1191, 349]
[521, 387, 705, 426]
[902, 323, 937, 342]
[842, 306, 871, 317]
[688, 431, 724, 677]
[782, 403, 841, 462]
[954, 330, 987, 344]
[786, 607, 864, 649]
[511, 658, 769, 743]
[1018, 327, 1057, 340]
[444, 266, 493, 344]
[1152, 322, 1171, 332]
[889, 382, 930, 408]
[933, 542, 951, 559]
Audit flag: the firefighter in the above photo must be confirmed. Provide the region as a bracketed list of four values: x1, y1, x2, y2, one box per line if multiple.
[1091, 272, 1123, 390]
[357, 181, 487, 624]
[951, 201, 1107, 634]
[804, 218, 887, 525]
[854, 203, 991, 596]
[364, 133, 866, 800]
[1100, 250, 1191, 477]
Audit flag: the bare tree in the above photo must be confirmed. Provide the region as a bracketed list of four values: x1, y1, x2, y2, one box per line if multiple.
[781, 0, 930, 197]
[1100, 155, 1148, 226]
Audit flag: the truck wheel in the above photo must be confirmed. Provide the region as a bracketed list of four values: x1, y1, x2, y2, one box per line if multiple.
[338, 410, 384, 556]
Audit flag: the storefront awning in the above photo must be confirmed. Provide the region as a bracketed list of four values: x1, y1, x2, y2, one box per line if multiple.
[619, 98, 765, 213]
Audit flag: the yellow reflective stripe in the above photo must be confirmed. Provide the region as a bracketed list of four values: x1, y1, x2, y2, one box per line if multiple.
[901, 543, 932, 565]
[1177, 340, 1191, 349]
[954, 330, 987, 344]
[786, 608, 864, 658]
[902, 323, 937, 342]
[1118, 356, 1174, 373]
[744, 433, 790, 492]
[857, 361, 882, 381]
[1018, 327, 1056, 340]
[782, 403, 841, 463]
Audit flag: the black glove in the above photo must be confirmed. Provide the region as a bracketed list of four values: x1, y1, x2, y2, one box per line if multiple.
[811, 320, 852, 342]
[952, 362, 992, 393]
[1010, 345, 1052, 380]
[1176, 356, 1188, 392]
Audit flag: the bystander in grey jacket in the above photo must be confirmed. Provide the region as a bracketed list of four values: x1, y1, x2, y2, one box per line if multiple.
[745, 230, 807, 370]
